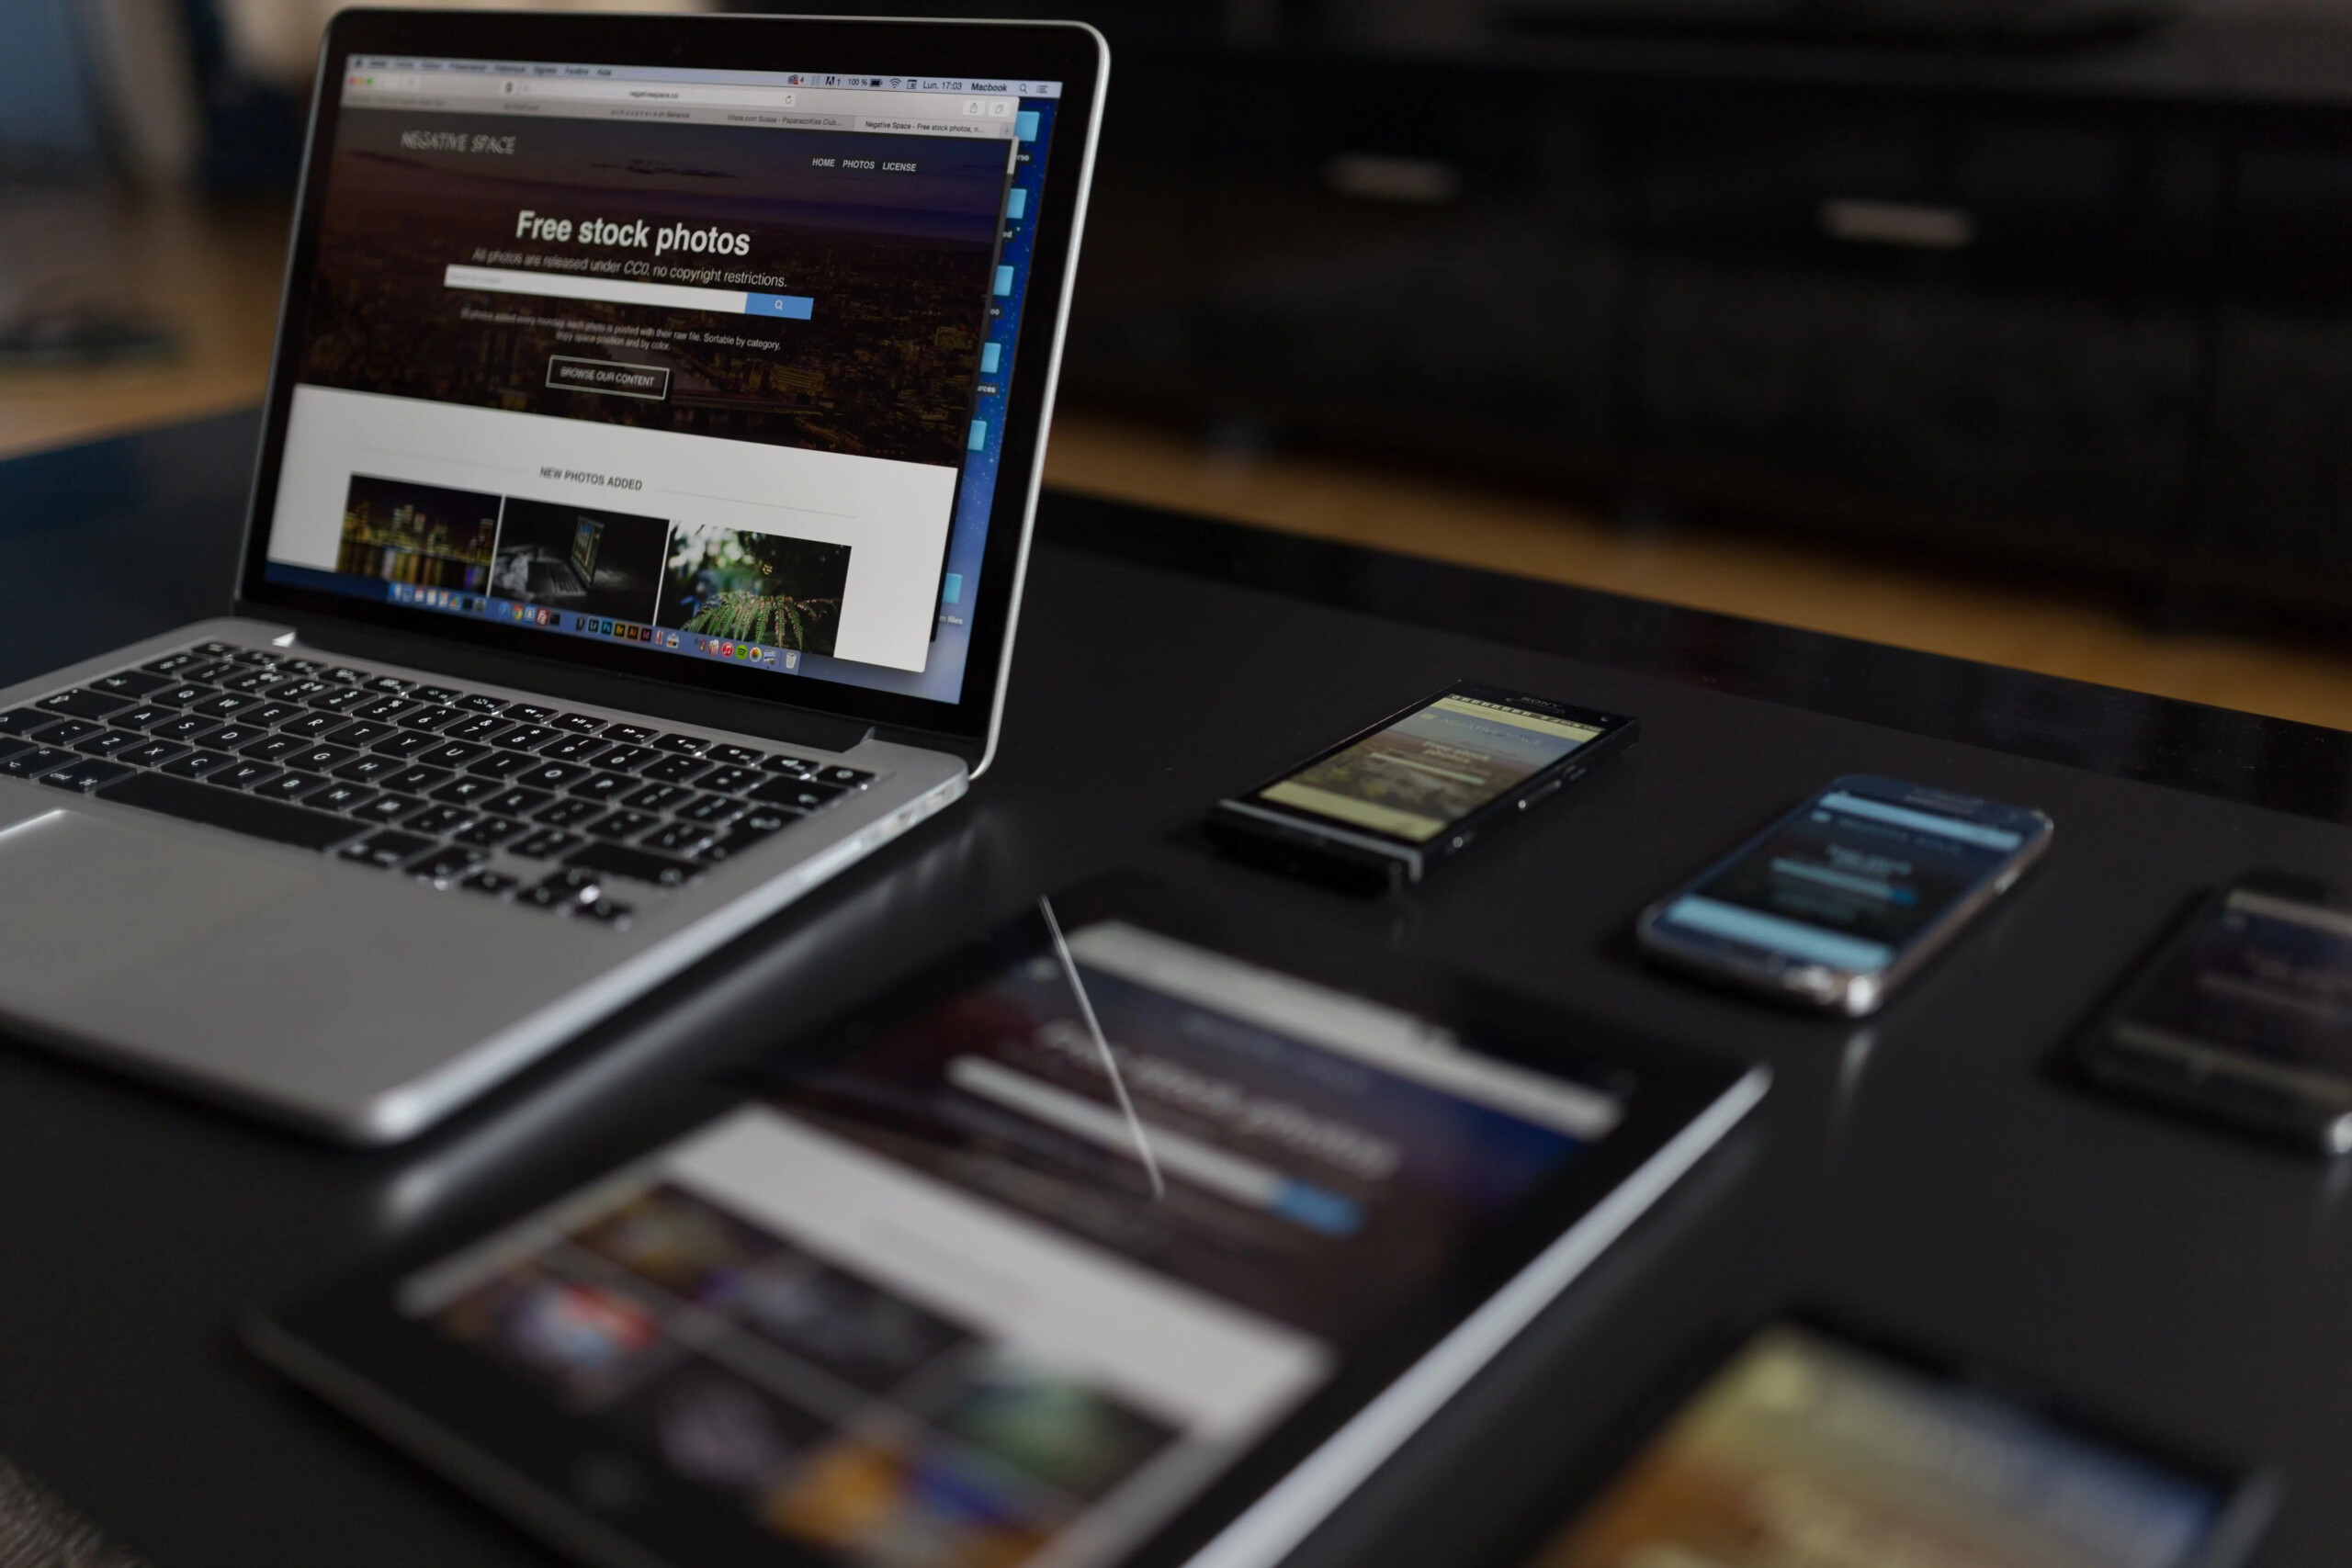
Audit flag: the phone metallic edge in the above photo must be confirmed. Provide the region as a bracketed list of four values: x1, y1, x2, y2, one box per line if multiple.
[2071, 870, 2352, 1156]
[1636, 774, 2053, 1015]
[1204, 681, 1639, 894]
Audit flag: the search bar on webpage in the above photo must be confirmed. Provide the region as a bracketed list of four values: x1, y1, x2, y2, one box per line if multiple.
[443, 264, 813, 321]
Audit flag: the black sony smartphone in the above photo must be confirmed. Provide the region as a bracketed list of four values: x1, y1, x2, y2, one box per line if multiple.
[1204, 682, 1638, 893]
[2074, 870, 2352, 1155]
[1486, 1311, 2276, 1568]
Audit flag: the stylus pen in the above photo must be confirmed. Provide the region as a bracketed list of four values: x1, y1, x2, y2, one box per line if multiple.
[1039, 894, 1166, 1198]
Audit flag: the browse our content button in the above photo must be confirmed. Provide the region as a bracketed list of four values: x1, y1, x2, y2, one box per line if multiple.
[546, 357, 670, 400]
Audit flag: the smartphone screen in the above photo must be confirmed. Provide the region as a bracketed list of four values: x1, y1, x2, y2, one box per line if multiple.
[1653, 784, 2037, 975]
[2109, 883, 2352, 1085]
[1250, 692, 1606, 844]
[1518, 1323, 2236, 1568]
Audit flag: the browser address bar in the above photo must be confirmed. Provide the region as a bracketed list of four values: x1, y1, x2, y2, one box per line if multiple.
[444, 264, 812, 321]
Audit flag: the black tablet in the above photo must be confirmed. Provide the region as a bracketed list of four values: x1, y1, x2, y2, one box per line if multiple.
[247, 874, 1767, 1568]
[1485, 1311, 2277, 1568]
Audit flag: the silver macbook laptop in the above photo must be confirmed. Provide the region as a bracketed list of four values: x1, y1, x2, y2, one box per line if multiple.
[0, 10, 1106, 1144]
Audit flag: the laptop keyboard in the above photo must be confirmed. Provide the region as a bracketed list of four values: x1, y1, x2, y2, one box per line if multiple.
[0, 640, 877, 929]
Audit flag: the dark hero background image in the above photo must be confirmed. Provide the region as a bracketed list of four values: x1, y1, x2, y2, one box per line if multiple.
[296, 108, 1010, 470]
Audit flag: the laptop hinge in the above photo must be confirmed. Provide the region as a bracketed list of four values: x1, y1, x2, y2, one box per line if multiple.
[243, 604, 885, 756]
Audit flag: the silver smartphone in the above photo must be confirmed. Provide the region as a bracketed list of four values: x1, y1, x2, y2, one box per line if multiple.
[1637, 774, 2053, 1015]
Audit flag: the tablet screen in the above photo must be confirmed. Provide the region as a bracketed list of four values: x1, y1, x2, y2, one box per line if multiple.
[1518, 1323, 2231, 1568]
[396, 919, 1629, 1566]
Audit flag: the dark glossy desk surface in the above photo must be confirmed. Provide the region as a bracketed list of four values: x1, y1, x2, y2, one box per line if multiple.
[6, 412, 2352, 1567]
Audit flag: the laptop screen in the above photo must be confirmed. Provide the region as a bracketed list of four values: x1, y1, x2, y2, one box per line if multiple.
[257, 53, 1068, 712]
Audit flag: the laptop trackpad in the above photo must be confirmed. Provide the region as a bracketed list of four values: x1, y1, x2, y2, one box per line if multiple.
[0, 807, 321, 996]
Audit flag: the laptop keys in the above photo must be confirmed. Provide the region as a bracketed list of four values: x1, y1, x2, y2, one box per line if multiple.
[350, 694, 419, 723]
[321, 719, 398, 749]
[30, 641, 882, 923]
[639, 754, 711, 785]
[412, 845, 487, 885]
[88, 670, 168, 699]
[211, 761, 286, 793]
[38, 688, 132, 721]
[4, 747, 77, 779]
[399, 705, 466, 732]
[508, 829, 582, 860]
[414, 740, 491, 771]
[284, 743, 356, 774]
[38, 758, 132, 793]
[349, 795, 418, 826]
[695, 765, 763, 796]
[589, 745, 658, 773]
[749, 777, 843, 812]
[73, 728, 150, 758]
[304, 782, 380, 815]
[514, 760, 593, 793]
[493, 725, 561, 752]
[640, 820, 715, 855]
[339, 830, 433, 870]
[330, 754, 405, 784]
[673, 794, 742, 826]
[369, 729, 443, 761]
[401, 805, 474, 839]
[480, 785, 552, 818]
[428, 774, 503, 807]
[238, 700, 306, 728]
[619, 782, 691, 813]
[278, 710, 344, 740]
[377, 764, 454, 797]
[145, 713, 222, 745]
[441, 714, 513, 744]
[158, 750, 240, 779]
[239, 734, 311, 763]
[114, 740, 190, 770]
[309, 686, 374, 714]
[564, 840, 698, 890]
[537, 734, 609, 765]
[187, 692, 262, 721]
[251, 771, 328, 804]
[569, 771, 636, 803]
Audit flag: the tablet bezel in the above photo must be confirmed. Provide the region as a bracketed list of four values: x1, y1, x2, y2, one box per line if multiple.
[247, 873, 1765, 1568]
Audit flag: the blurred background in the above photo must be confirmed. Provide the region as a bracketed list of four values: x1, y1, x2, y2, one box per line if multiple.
[13, 0, 2352, 723]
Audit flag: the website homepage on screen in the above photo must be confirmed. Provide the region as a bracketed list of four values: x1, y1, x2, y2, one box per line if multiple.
[262, 56, 1063, 705]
